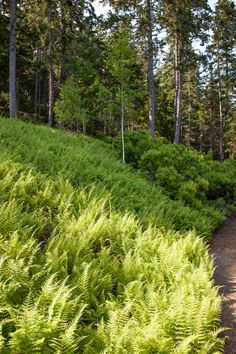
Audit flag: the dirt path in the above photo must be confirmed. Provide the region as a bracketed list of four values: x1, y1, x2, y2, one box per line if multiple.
[210, 215, 236, 353]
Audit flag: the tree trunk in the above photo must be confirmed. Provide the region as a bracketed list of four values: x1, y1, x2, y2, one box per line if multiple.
[48, 3, 54, 126]
[232, 114, 236, 158]
[104, 118, 107, 135]
[174, 31, 183, 144]
[38, 74, 41, 119]
[83, 119, 87, 134]
[121, 83, 125, 163]
[217, 43, 224, 161]
[209, 106, 214, 151]
[48, 57, 54, 126]
[59, 4, 68, 86]
[34, 46, 41, 118]
[209, 68, 214, 151]
[199, 121, 203, 152]
[146, 0, 155, 139]
[34, 67, 39, 118]
[187, 71, 192, 148]
[9, 0, 17, 118]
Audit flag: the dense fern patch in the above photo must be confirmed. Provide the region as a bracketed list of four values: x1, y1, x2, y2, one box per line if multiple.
[0, 118, 227, 237]
[0, 156, 224, 353]
[1, 118, 235, 352]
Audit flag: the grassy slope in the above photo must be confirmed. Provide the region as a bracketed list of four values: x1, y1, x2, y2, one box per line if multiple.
[0, 117, 227, 352]
[0, 118, 224, 237]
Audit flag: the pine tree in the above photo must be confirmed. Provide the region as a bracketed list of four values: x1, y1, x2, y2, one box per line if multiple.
[159, 0, 211, 144]
[9, 0, 17, 118]
[210, 0, 236, 160]
[103, 0, 158, 138]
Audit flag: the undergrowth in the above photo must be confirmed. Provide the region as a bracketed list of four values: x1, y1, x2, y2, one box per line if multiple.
[0, 155, 225, 353]
[113, 131, 236, 212]
[0, 118, 227, 237]
[0, 117, 234, 352]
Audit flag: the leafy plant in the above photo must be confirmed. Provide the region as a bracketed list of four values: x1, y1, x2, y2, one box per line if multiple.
[0, 117, 231, 352]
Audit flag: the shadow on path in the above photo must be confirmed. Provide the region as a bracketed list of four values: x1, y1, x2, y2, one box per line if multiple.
[210, 215, 236, 354]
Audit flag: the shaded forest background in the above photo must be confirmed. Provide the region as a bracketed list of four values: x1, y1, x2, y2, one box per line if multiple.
[0, 0, 236, 160]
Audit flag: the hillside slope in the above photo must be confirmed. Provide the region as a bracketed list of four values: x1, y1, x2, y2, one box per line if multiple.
[0, 117, 230, 352]
[0, 118, 226, 237]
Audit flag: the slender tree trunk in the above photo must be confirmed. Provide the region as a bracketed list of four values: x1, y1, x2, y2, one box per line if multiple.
[104, 118, 107, 135]
[199, 121, 203, 152]
[174, 31, 183, 144]
[34, 46, 40, 118]
[48, 31, 54, 126]
[146, 0, 155, 139]
[209, 68, 214, 151]
[83, 119, 87, 134]
[48, 57, 54, 126]
[217, 43, 224, 161]
[187, 71, 192, 148]
[38, 73, 41, 119]
[34, 68, 39, 117]
[188, 103, 192, 148]
[232, 113, 236, 158]
[9, 0, 17, 118]
[121, 83, 125, 163]
[59, 4, 68, 86]
[48, 3, 54, 126]
[209, 106, 214, 151]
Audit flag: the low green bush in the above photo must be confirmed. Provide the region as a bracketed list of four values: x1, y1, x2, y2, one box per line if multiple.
[139, 138, 236, 210]
[113, 130, 153, 167]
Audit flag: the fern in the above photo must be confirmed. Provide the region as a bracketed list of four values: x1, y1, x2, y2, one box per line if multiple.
[0, 119, 231, 352]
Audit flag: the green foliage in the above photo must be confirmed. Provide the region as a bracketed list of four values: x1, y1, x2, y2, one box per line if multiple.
[0, 117, 226, 237]
[106, 30, 138, 85]
[55, 77, 87, 131]
[113, 130, 152, 166]
[139, 137, 236, 210]
[105, 29, 147, 141]
[0, 149, 225, 352]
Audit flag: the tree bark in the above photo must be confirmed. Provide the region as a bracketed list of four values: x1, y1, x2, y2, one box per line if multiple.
[83, 119, 87, 134]
[217, 43, 224, 161]
[104, 118, 107, 135]
[209, 67, 214, 151]
[48, 3, 54, 126]
[48, 56, 54, 126]
[121, 83, 125, 163]
[146, 0, 155, 139]
[199, 120, 203, 152]
[174, 31, 183, 144]
[187, 71, 192, 148]
[9, 0, 17, 118]
[34, 45, 41, 118]
[209, 106, 214, 151]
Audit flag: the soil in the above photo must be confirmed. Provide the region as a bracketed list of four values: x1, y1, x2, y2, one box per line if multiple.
[210, 215, 236, 354]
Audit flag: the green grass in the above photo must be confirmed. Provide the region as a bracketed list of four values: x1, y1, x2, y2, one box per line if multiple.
[0, 117, 232, 352]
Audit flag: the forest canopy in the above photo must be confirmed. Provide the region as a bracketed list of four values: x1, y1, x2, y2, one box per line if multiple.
[1, 0, 235, 160]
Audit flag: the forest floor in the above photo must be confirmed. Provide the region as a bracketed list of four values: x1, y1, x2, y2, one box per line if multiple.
[211, 215, 236, 353]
